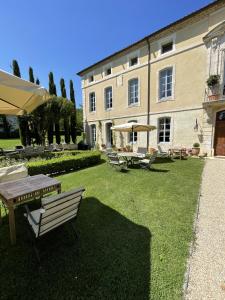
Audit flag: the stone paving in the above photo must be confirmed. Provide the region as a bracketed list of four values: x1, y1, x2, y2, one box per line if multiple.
[185, 158, 225, 300]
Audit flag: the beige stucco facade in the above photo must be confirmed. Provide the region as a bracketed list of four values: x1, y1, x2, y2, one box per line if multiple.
[78, 1, 225, 156]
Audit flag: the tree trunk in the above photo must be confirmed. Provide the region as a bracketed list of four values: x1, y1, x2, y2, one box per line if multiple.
[64, 117, 70, 144]
[48, 122, 54, 144]
[55, 121, 61, 144]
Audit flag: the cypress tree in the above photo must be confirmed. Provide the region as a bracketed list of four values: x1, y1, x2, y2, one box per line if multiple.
[12, 59, 30, 146]
[29, 67, 35, 83]
[36, 78, 40, 85]
[12, 60, 21, 77]
[60, 78, 70, 143]
[70, 80, 77, 143]
[48, 72, 57, 144]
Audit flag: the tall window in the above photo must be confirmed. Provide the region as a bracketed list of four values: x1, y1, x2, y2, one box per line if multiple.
[128, 120, 137, 144]
[105, 87, 112, 110]
[128, 78, 139, 105]
[159, 67, 173, 100]
[89, 92, 96, 112]
[91, 124, 96, 145]
[158, 117, 171, 143]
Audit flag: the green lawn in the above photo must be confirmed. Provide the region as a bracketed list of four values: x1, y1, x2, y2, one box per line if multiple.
[0, 158, 203, 299]
[0, 138, 21, 149]
[0, 136, 83, 150]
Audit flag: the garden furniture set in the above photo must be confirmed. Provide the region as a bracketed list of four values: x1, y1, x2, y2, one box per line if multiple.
[0, 172, 84, 251]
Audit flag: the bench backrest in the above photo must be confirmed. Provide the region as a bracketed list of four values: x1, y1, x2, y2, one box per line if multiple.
[38, 187, 85, 237]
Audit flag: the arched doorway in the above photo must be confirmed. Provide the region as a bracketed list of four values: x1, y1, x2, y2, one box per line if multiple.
[214, 110, 225, 156]
[105, 122, 113, 147]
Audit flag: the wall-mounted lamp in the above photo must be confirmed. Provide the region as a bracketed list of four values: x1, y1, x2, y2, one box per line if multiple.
[194, 118, 199, 132]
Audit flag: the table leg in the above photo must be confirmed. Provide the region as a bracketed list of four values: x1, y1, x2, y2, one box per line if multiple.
[8, 206, 16, 245]
[0, 201, 2, 225]
[57, 184, 61, 194]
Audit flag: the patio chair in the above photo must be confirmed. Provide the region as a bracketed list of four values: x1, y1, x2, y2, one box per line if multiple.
[157, 145, 169, 158]
[107, 153, 127, 171]
[24, 187, 85, 262]
[139, 151, 157, 170]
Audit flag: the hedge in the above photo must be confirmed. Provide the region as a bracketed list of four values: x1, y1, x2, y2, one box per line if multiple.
[26, 151, 101, 175]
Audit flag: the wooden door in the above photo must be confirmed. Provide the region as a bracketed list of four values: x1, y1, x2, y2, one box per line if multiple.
[214, 110, 225, 156]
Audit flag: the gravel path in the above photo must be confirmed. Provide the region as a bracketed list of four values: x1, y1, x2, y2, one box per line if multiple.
[185, 158, 225, 300]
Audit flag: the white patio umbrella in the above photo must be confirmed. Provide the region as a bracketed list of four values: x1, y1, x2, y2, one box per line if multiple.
[111, 122, 156, 132]
[111, 122, 156, 151]
[0, 69, 50, 115]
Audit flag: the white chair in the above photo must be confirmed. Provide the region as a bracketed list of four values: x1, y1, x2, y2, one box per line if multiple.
[139, 152, 157, 170]
[24, 187, 85, 262]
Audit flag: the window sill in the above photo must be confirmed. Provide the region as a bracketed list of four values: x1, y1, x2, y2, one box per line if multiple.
[89, 111, 96, 114]
[159, 49, 176, 58]
[105, 108, 113, 112]
[128, 103, 140, 108]
[157, 97, 174, 103]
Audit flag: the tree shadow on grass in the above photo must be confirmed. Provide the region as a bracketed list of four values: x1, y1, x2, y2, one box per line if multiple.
[154, 157, 175, 164]
[0, 197, 151, 300]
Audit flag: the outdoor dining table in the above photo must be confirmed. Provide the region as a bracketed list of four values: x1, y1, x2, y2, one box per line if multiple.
[0, 174, 61, 245]
[168, 148, 187, 160]
[117, 152, 145, 165]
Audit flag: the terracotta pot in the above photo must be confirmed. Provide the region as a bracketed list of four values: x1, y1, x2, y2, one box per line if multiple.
[208, 94, 219, 101]
[148, 147, 157, 154]
[192, 147, 200, 156]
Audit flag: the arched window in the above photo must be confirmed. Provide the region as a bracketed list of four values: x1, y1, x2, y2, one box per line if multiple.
[158, 117, 171, 143]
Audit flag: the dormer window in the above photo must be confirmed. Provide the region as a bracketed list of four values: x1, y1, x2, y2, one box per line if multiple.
[161, 41, 173, 54]
[106, 68, 111, 76]
[129, 56, 138, 67]
[89, 75, 94, 83]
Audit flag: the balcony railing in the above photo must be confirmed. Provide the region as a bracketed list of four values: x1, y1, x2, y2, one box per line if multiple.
[204, 83, 225, 104]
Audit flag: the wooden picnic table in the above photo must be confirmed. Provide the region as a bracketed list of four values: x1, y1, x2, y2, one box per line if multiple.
[0, 174, 61, 245]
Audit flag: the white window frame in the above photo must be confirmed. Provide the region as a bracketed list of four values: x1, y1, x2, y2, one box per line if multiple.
[128, 78, 139, 106]
[90, 124, 96, 146]
[158, 66, 175, 102]
[158, 34, 176, 57]
[127, 50, 140, 68]
[89, 92, 96, 112]
[103, 63, 113, 77]
[158, 117, 171, 143]
[128, 120, 137, 144]
[104, 86, 113, 110]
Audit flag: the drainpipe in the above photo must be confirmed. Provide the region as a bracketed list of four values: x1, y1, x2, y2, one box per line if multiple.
[146, 38, 151, 149]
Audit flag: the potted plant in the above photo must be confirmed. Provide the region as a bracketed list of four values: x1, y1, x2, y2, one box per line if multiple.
[192, 142, 200, 156]
[206, 75, 220, 101]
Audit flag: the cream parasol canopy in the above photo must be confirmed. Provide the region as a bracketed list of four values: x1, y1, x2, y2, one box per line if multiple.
[0, 69, 50, 115]
[111, 122, 156, 132]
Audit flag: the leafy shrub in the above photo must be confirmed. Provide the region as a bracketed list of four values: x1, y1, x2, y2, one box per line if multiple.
[26, 151, 101, 175]
[193, 142, 200, 148]
[206, 75, 220, 88]
[50, 150, 81, 158]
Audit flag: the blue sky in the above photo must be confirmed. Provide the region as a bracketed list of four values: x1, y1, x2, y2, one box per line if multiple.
[0, 0, 213, 106]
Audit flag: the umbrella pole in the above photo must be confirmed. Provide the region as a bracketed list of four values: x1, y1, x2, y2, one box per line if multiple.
[132, 126, 133, 152]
